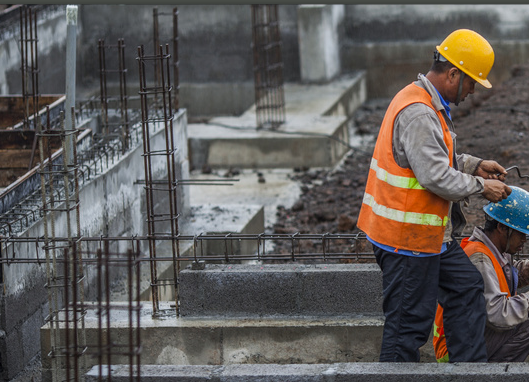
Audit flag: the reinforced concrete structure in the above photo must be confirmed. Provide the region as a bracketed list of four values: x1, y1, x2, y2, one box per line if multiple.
[2, 4, 529, 382]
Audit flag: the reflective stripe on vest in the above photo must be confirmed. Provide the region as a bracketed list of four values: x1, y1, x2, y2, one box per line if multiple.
[363, 192, 448, 227]
[356, 82, 453, 253]
[370, 158, 426, 190]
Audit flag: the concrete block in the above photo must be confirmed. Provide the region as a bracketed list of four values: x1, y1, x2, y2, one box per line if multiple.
[43, 302, 438, 380]
[0, 290, 27, 335]
[298, 5, 343, 83]
[3, 327, 23, 380]
[20, 307, 47, 370]
[298, 266, 382, 315]
[0, 269, 47, 338]
[323, 73, 368, 118]
[221, 320, 383, 364]
[179, 82, 255, 118]
[141, 326, 222, 366]
[332, 362, 529, 382]
[85, 362, 529, 382]
[180, 204, 265, 257]
[180, 266, 300, 317]
[221, 363, 328, 382]
[188, 115, 349, 170]
[187, 74, 365, 171]
[179, 264, 383, 318]
[85, 364, 224, 382]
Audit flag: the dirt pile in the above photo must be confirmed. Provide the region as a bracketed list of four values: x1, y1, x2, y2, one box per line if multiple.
[272, 62, 529, 254]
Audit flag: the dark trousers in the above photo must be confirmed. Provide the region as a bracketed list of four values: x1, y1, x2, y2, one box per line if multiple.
[486, 319, 529, 362]
[374, 240, 488, 362]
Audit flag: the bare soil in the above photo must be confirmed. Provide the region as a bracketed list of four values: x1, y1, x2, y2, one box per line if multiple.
[272, 62, 529, 254]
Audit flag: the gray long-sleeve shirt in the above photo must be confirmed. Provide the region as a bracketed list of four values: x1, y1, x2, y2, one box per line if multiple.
[467, 226, 529, 331]
[392, 74, 485, 239]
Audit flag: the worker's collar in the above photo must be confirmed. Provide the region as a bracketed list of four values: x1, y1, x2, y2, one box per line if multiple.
[434, 88, 451, 120]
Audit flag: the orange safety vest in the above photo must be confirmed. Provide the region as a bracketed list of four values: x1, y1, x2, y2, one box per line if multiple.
[432, 238, 511, 362]
[357, 83, 453, 253]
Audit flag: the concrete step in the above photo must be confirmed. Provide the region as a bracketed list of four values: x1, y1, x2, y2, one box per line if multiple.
[42, 303, 436, 381]
[187, 72, 366, 170]
[85, 362, 529, 382]
[179, 263, 384, 318]
[41, 262, 438, 380]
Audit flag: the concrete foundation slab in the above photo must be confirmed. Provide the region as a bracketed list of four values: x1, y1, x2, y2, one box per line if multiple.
[41, 261, 436, 379]
[178, 263, 384, 318]
[86, 362, 529, 382]
[188, 114, 349, 170]
[188, 73, 366, 170]
[188, 168, 302, 229]
[43, 305, 398, 380]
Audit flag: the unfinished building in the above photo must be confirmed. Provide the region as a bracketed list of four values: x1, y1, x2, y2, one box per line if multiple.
[2, 4, 529, 382]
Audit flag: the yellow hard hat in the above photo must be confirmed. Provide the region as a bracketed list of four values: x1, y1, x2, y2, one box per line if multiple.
[436, 29, 494, 88]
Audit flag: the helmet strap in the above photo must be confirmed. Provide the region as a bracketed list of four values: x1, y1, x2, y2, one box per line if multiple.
[506, 227, 513, 254]
[455, 70, 465, 106]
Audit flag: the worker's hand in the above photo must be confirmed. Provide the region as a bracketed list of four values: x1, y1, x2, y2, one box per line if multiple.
[482, 179, 511, 203]
[475, 160, 508, 181]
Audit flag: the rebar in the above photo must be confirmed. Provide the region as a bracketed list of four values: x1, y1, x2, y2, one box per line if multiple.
[251, 4, 285, 129]
[37, 109, 88, 381]
[137, 43, 181, 317]
[152, 6, 180, 111]
[19, 5, 41, 170]
[98, 38, 131, 153]
[0, 101, 143, 237]
[1, 232, 513, 264]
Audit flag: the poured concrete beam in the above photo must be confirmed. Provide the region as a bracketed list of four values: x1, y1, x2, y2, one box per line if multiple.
[179, 263, 383, 318]
[86, 362, 529, 382]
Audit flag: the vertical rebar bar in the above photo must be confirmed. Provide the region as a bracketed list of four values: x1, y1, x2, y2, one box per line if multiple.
[137, 45, 160, 315]
[19, 5, 41, 169]
[173, 7, 179, 111]
[161, 43, 181, 316]
[98, 39, 109, 136]
[39, 105, 86, 380]
[251, 5, 286, 129]
[136, 43, 181, 317]
[98, 38, 130, 152]
[118, 38, 130, 152]
[39, 109, 60, 382]
[153, 7, 160, 105]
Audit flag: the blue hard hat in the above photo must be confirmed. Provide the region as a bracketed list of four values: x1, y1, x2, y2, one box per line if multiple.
[483, 186, 529, 235]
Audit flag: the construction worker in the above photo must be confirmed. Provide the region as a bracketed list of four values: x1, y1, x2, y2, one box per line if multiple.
[357, 28, 512, 362]
[434, 186, 529, 362]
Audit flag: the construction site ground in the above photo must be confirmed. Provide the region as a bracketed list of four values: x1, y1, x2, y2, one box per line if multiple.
[272, 62, 529, 254]
[10, 62, 529, 381]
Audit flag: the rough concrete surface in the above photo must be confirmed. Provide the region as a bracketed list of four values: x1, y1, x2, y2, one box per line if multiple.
[179, 263, 383, 317]
[85, 362, 529, 382]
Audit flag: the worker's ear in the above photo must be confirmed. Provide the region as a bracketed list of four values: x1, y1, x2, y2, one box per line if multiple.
[497, 223, 509, 235]
[448, 67, 460, 82]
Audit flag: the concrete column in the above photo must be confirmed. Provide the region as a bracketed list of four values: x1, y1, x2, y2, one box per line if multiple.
[64, 4, 77, 165]
[297, 4, 344, 83]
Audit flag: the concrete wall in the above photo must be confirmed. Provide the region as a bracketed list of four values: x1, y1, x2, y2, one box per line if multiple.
[0, 110, 190, 381]
[179, 264, 383, 318]
[341, 4, 529, 97]
[2, 5, 529, 117]
[0, 5, 67, 95]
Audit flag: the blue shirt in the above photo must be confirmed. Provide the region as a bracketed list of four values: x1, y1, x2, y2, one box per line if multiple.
[435, 88, 451, 120]
[367, 235, 447, 257]
[367, 83, 450, 257]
